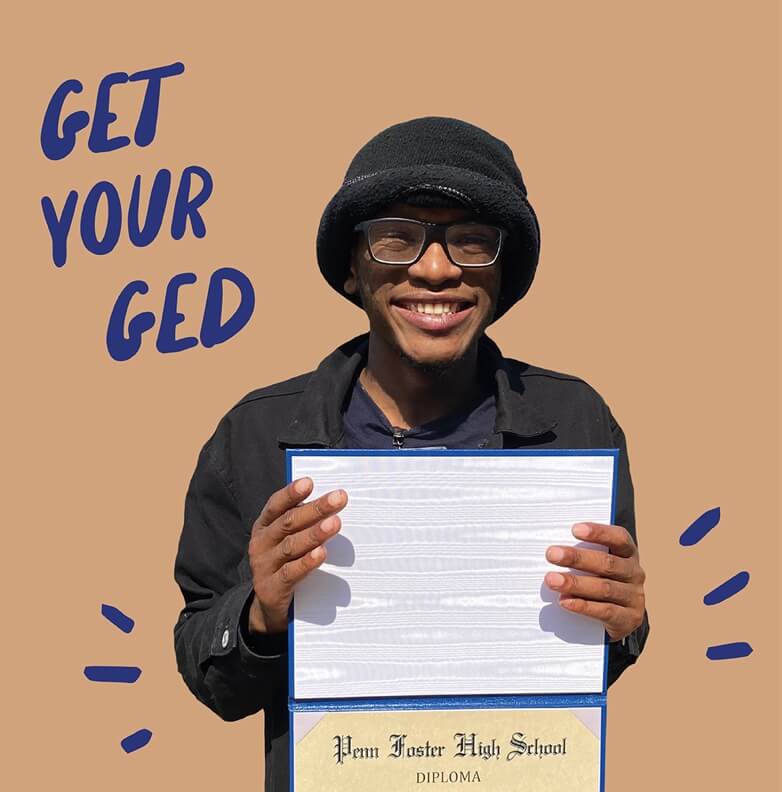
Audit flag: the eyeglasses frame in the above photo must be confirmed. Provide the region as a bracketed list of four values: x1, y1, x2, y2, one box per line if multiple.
[352, 217, 507, 268]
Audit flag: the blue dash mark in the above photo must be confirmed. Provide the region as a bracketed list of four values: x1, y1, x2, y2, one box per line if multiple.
[706, 642, 753, 661]
[121, 728, 153, 753]
[679, 507, 720, 546]
[704, 571, 750, 605]
[84, 666, 142, 683]
[101, 604, 135, 633]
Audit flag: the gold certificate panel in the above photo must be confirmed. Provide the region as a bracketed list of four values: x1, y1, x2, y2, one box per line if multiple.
[292, 706, 602, 791]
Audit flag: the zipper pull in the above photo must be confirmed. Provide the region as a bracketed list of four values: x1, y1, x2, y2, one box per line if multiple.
[391, 427, 406, 449]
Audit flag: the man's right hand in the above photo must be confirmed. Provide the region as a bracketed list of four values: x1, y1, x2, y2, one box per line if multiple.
[247, 477, 347, 635]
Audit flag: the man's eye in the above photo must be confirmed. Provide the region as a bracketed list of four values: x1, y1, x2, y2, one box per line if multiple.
[380, 233, 415, 244]
[454, 234, 491, 247]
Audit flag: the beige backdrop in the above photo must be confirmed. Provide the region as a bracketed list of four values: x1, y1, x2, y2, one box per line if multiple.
[3, 1, 779, 790]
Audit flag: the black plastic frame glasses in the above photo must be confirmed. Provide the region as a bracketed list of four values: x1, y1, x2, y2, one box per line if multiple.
[353, 217, 507, 268]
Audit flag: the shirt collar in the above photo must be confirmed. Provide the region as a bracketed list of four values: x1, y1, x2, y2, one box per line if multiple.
[276, 332, 556, 448]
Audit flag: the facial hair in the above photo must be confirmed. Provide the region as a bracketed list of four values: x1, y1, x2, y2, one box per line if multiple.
[396, 332, 483, 380]
[396, 346, 454, 375]
[356, 267, 483, 376]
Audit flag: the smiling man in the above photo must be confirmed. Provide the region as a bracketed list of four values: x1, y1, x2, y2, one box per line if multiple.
[173, 117, 649, 792]
[343, 199, 502, 439]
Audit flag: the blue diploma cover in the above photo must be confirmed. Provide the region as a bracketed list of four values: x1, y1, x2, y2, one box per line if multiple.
[287, 450, 616, 791]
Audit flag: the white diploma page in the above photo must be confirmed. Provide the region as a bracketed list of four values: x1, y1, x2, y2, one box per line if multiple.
[289, 451, 616, 700]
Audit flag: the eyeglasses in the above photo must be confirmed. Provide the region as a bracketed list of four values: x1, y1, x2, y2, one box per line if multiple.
[353, 217, 506, 268]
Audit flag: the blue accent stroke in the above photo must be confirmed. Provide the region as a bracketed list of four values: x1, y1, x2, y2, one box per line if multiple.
[84, 666, 142, 683]
[120, 729, 152, 753]
[101, 604, 135, 633]
[679, 506, 721, 546]
[704, 571, 750, 605]
[706, 642, 753, 660]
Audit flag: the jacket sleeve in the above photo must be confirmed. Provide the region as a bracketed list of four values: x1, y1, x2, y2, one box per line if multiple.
[173, 425, 288, 721]
[606, 409, 650, 687]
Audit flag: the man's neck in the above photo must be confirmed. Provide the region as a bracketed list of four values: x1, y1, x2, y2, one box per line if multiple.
[360, 333, 487, 430]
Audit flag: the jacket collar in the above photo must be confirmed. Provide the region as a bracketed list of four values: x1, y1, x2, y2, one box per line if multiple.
[276, 332, 556, 448]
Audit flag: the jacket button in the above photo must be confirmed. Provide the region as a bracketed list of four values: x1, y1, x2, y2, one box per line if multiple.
[221, 629, 230, 648]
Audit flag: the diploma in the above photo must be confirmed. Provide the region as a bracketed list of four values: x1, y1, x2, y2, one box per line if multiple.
[292, 704, 602, 792]
[287, 450, 615, 791]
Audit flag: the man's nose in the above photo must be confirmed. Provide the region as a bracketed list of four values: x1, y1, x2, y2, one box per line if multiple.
[407, 242, 462, 285]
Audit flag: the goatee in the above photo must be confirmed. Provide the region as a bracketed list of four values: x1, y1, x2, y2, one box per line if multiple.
[396, 342, 475, 377]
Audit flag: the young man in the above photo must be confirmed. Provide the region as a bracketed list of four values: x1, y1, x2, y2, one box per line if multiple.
[174, 117, 649, 791]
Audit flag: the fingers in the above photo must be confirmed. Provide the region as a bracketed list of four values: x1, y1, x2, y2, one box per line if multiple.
[277, 545, 329, 591]
[256, 477, 314, 528]
[572, 522, 636, 558]
[276, 514, 341, 568]
[558, 595, 645, 642]
[248, 480, 348, 635]
[543, 522, 646, 643]
[545, 544, 637, 583]
[545, 571, 638, 607]
[274, 487, 347, 540]
[558, 597, 633, 639]
[254, 481, 348, 545]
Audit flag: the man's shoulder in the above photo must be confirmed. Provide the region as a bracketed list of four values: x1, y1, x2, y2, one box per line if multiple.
[211, 371, 315, 442]
[499, 354, 619, 443]
[503, 355, 608, 403]
[227, 334, 367, 415]
[202, 370, 315, 462]
[232, 370, 315, 411]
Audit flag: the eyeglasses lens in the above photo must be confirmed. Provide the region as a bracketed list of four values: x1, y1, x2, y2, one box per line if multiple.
[367, 220, 500, 266]
[446, 224, 502, 266]
[368, 220, 426, 264]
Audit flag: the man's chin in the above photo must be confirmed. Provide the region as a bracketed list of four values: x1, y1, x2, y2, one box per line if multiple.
[395, 338, 476, 375]
[398, 351, 454, 375]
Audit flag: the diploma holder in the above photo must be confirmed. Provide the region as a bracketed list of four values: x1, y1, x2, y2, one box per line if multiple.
[287, 449, 617, 791]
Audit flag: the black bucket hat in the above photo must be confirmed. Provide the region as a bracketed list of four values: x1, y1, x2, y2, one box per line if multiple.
[316, 116, 541, 322]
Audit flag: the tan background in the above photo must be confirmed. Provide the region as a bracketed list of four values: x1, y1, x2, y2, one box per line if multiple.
[3, 1, 778, 790]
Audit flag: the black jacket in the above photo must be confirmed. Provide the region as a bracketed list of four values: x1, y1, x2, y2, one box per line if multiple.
[173, 332, 650, 792]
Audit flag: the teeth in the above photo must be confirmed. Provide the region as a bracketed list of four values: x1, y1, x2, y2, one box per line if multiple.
[405, 302, 459, 315]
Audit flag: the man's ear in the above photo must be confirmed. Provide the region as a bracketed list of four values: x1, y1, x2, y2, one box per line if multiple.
[344, 260, 358, 296]
[344, 243, 361, 296]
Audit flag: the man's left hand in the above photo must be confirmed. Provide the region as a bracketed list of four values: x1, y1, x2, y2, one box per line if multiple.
[544, 522, 646, 643]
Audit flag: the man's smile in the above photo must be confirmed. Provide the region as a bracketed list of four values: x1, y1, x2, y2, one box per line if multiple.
[390, 295, 477, 334]
[343, 200, 502, 367]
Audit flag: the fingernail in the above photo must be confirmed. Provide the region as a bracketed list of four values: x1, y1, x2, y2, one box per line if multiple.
[547, 547, 565, 563]
[295, 478, 311, 494]
[322, 516, 339, 534]
[547, 572, 565, 588]
[311, 547, 325, 561]
[327, 489, 345, 506]
[573, 523, 590, 539]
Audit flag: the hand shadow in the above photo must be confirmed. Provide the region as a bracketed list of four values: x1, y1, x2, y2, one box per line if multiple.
[322, 533, 355, 566]
[294, 569, 352, 626]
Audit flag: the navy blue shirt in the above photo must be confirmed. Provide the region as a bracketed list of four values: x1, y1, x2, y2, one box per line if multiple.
[341, 371, 497, 449]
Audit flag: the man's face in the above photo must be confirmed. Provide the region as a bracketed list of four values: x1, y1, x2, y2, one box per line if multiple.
[344, 201, 502, 371]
